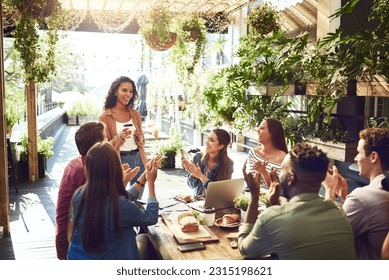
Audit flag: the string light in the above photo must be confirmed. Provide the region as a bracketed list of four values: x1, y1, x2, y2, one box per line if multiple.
[90, 10, 135, 33]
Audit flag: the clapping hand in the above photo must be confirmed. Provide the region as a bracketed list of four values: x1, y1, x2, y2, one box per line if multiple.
[268, 168, 281, 205]
[253, 160, 268, 176]
[324, 165, 348, 201]
[146, 155, 162, 184]
[242, 160, 260, 198]
[122, 163, 140, 185]
[182, 159, 203, 179]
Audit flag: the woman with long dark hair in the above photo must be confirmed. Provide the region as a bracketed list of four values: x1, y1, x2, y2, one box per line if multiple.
[67, 142, 160, 260]
[99, 76, 146, 189]
[182, 128, 234, 196]
[246, 118, 288, 189]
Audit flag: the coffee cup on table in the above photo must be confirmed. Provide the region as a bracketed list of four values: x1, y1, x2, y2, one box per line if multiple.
[203, 207, 216, 226]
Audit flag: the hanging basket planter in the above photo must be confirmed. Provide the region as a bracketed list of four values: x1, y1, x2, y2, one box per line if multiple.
[246, 3, 279, 35]
[251, 20, 277, 35]
[17, 0, 56, 19]
[145, 32, 177, 51]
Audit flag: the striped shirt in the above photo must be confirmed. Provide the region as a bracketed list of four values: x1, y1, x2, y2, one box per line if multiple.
[246, 148, 282, 189]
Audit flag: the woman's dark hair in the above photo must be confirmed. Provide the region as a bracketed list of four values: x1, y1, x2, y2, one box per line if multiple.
[103, 76, 138, 110]
[203, 128, 232, 181]
[265, 118, 288, 153]
[68, 142, 129, 254]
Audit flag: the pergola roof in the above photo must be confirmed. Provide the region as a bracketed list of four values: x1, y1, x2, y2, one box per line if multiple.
[3, 1, 318, 36]
[59, 0, 253, 14]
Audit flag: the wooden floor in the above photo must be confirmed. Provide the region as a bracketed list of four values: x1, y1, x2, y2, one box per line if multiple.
[0, 125, 247, 260]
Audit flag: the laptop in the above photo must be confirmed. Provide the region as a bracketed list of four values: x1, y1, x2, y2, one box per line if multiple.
[187, 178, 245, 212]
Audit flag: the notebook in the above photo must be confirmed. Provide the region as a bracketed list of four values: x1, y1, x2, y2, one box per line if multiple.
[187, 178, 245, 212]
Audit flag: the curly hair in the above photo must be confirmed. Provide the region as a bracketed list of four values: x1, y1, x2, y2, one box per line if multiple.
[359, 128, 389, 170]
[103, 76, 138, 110]
[289, 143, 329, 175]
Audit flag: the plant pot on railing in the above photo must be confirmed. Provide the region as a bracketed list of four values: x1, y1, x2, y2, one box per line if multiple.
[145, 32, 177, 51]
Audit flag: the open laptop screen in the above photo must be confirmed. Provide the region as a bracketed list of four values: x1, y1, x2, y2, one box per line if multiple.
[187, 178, 245, 212]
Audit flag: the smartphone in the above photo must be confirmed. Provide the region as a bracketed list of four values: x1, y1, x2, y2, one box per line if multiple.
[123, 123, 133, 127]
[177, 242, 205, 252]
[227, 236, 238, 249]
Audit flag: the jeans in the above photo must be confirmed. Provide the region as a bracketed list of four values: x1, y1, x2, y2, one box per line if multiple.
[120, 149, 145, 199]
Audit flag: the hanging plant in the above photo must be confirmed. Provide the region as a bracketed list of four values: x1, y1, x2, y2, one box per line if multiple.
[246, 2, 280, 35]
[201, 11, 232, 33]
[4, 0, 71, 83]
[16, 0, 56, 19]
[170, 13, 207, 84]
[138, 3, 177, 51]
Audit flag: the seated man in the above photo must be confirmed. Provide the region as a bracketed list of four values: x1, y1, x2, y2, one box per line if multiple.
[324, 128, 389, 259]
[238, 143, 356, 260]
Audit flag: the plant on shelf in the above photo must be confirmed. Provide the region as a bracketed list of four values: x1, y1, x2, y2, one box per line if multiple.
[138, 3, 177, 51]
[246, 2, 280, 35]
[323, 0, 389, 82]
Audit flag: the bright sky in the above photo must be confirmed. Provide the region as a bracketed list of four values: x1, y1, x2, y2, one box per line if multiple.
[64, 31, 144, 87]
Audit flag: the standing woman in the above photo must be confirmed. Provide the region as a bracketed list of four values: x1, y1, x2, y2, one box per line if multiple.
[246, 118, 288, 189]
[182, 128, 234, 196]
[99, 76, 146, 186]
[67, 142, 160, 260]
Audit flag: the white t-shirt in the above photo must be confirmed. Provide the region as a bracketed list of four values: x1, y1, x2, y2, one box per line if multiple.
[117, 119, 137, 151]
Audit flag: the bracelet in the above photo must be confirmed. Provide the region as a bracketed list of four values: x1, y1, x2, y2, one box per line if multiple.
[136, 180, 145, 187]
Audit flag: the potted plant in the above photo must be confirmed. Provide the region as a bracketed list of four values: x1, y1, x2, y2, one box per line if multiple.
[16, 133, 54, 179]
[233, 193, 249, 219]
[138, 3, 177, 51]
[246, 2, 280, 35]
[5, 89, 26, 137]
[151, 128, 183, 168]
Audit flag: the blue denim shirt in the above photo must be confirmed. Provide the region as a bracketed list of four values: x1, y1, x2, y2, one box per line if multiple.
[67, 185, 158, 260]
[186, 152, 234, 196]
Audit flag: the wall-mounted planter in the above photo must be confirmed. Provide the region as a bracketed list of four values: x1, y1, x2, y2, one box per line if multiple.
[254, 84, 295, 96]
[356, 75, 389, 97]
[306, 138, 358, 162]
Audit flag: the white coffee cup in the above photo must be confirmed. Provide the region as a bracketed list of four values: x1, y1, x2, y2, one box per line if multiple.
[203, 207, 216, 226]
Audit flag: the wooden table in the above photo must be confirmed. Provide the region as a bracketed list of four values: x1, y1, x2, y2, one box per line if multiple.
[147, 207, 245, 260]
